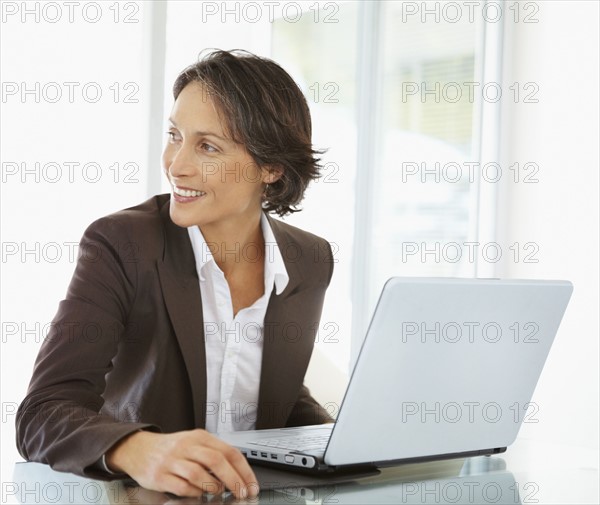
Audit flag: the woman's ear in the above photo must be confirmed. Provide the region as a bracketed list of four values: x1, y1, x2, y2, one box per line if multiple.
[262, 165, 284, 184]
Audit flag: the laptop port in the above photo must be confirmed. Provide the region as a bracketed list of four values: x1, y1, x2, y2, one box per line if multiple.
[261, 452, 268, 458]
[301, 457, 307, 466]
[270, 454, 278, 460]
[250, 451, 258, 456]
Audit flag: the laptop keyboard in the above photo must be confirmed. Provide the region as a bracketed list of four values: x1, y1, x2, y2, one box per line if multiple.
[248, 434, 330, 451]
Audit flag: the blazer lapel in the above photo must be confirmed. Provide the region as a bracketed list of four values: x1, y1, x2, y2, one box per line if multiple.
[256, 214, 313, 429]
[156, 200, 208, 429]
[155, 200, 314, 431]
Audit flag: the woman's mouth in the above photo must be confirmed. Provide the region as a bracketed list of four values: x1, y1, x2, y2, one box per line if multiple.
[172, 186, 207, 202]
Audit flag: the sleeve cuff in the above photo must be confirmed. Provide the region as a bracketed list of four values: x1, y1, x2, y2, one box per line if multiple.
[96, 427, 145, 476]
[100, 453, 119, 475]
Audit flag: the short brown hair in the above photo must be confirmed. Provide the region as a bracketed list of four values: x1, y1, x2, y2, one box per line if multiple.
[172, 49, 324, 217]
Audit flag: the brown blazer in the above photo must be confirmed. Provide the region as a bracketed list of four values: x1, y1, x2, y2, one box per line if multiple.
[16, 194, 335, 479]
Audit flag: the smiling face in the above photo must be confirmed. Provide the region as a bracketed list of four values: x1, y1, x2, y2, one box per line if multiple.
[162, 82, 276, 231]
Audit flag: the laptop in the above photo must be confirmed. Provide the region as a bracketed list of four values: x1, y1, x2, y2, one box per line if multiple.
[219, 277, 573, 473]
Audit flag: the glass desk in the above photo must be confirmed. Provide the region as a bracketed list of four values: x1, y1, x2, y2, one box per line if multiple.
[8, 438, 599, 504]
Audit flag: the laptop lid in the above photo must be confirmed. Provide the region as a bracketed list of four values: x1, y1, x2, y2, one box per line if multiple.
[324, 277, 573, 466]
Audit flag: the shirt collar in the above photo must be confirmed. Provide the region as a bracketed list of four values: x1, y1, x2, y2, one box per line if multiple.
[187, 212, 290, 295]
[260, 212, 289, 295]
[187, 225, 214, 282]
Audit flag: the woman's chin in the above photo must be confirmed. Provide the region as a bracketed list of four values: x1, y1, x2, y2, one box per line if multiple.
[169, 204, 201, 228]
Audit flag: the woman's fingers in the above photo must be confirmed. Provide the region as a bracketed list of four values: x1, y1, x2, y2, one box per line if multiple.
[192, 431, 259, 492]
[158, 474, 206, 498]
[185, 445, 255, 499]
[170, 459, 224, 496]
[105, 429, 260, 499]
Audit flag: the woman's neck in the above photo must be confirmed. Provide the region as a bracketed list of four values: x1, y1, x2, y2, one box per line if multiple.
[199, 211, 265, 277]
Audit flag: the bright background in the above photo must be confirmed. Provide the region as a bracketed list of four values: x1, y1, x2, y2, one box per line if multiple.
[1, 0, 598, 489]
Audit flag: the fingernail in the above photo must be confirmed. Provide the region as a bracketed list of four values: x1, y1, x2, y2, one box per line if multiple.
[249, 483, 260, 497]
[241, 486, 248, 499]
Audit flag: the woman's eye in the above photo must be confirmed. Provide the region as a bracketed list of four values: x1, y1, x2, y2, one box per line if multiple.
[201, 143, 218, 153]
[166, 131, 179, 142]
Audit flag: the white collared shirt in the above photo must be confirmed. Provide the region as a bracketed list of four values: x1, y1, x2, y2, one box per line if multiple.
[187, 213, 289, 434]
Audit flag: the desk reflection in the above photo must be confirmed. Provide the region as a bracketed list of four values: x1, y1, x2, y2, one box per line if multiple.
[11, 456, 521, 505]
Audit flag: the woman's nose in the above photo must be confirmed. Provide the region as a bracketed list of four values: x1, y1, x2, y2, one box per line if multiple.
[165, 145, 197, 179]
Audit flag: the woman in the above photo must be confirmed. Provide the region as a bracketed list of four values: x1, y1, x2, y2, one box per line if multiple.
[16, 49, 335, 499]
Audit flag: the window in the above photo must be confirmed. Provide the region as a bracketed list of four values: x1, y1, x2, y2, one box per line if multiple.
[271, 1, 498, 370]
[271, 2, 359, 372]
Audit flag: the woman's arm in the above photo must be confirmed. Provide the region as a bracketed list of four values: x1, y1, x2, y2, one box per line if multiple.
[286, 239, 336, 427]
[285, 384, 335, 427]
[16, 214, 258, 498]
[15, 216, 158, 478]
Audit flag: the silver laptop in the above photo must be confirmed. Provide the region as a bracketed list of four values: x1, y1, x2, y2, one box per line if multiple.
[220, 277, 573, 473]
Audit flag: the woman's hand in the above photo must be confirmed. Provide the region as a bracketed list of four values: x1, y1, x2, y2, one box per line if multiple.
[105, 429, 259, 499]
